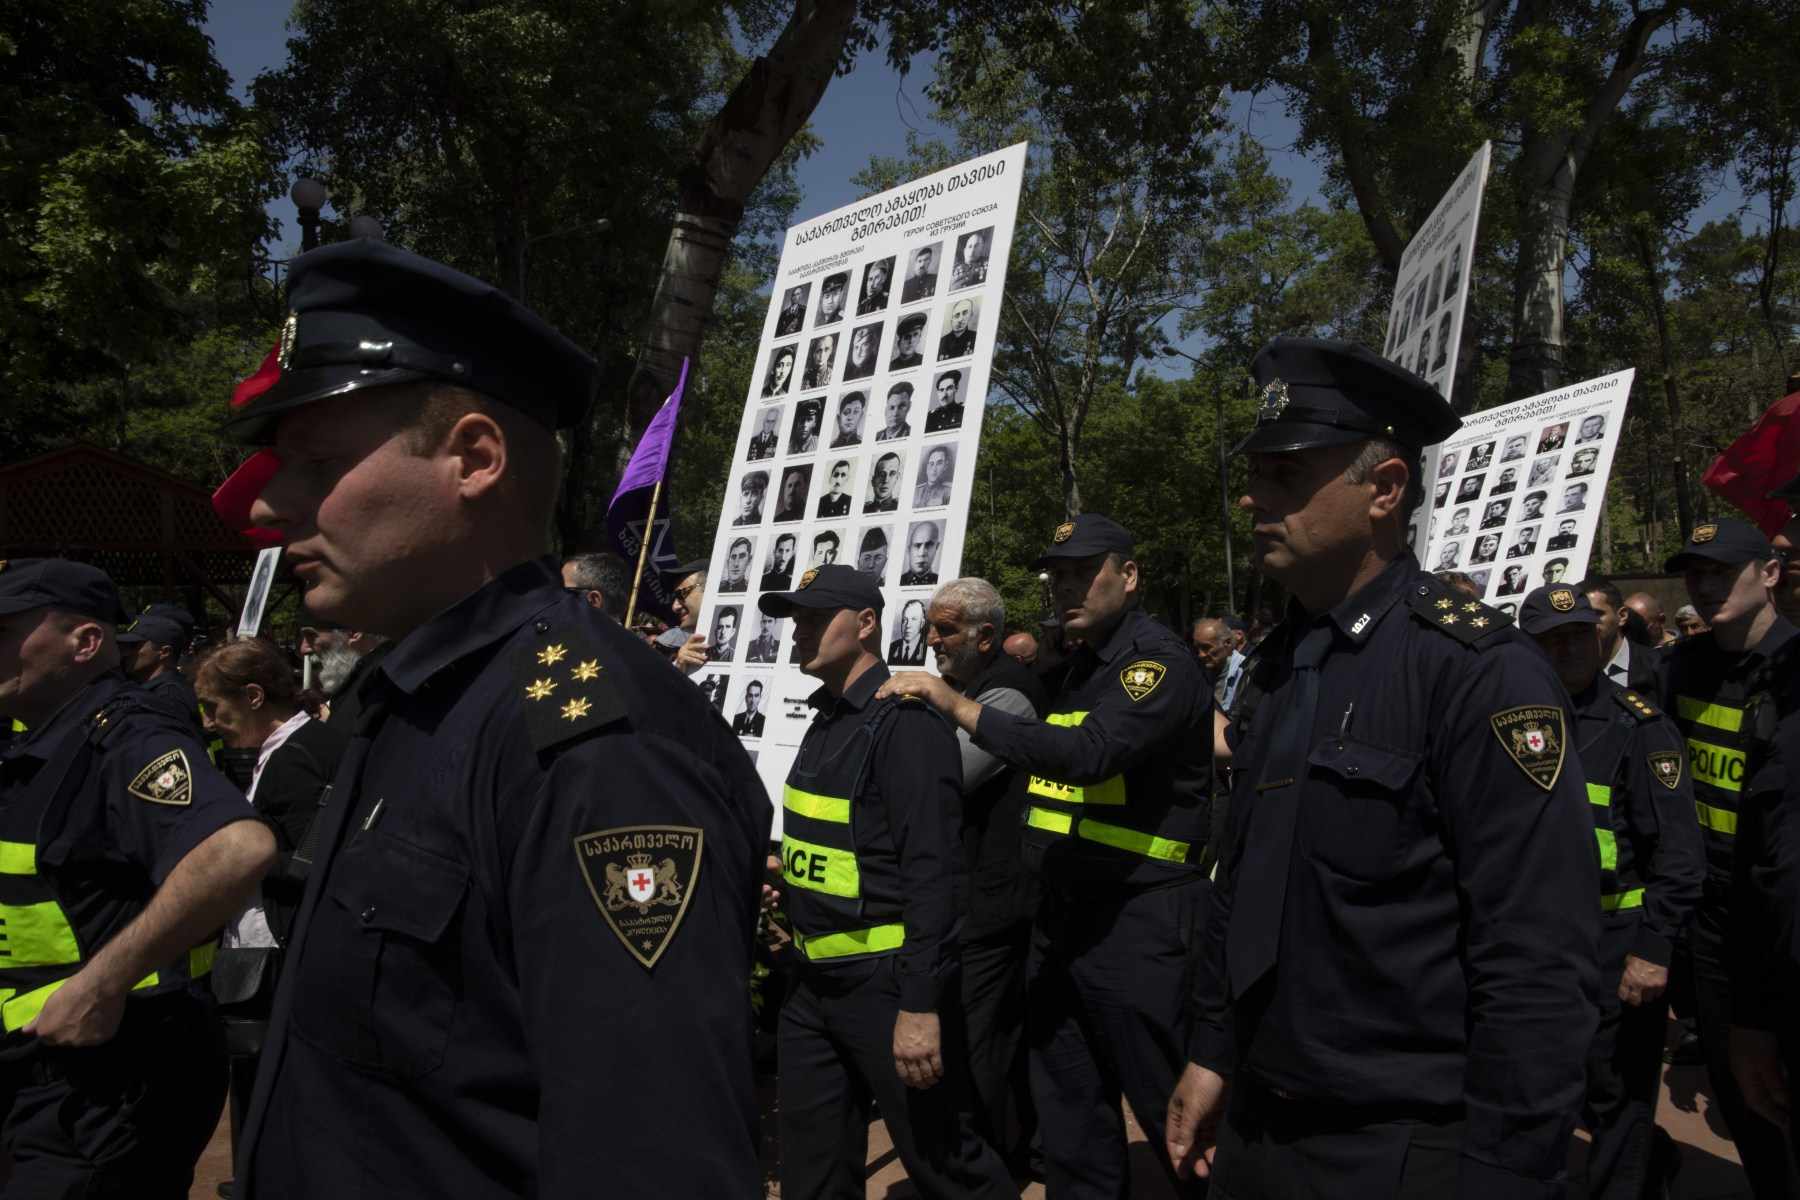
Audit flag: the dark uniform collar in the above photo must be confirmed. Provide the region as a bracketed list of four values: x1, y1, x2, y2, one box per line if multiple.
[379, 557, 560, 696]
[1751, 613, 1799, 662]
[1281, 554, 1415, 647]
[1086, 607, 1147, 666]
[806, 660, 892, 716]
[8, 673, 128, 762]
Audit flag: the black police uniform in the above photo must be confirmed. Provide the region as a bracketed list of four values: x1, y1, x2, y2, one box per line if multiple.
[764, 567, 1013, 1200]
[0, 563, 256, 1197]
[951, 653, 1048, 1172]
[1659, 520, 1800, 1199]
[1188, 339, 1599, 1199]
[219, 241, 773, 1198]
[1520, 586, 1704, 1199]
[970, 513, 1212, 1197]
[118, 612, 204, 740]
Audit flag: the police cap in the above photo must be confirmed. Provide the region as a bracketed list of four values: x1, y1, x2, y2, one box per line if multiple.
[224, 239, 599, 444]
[1032, 513, 1134, 568]
[1664, 518, 1775, 572]
[1236, 337, 1460, 455]
[0, 559, 127, 623]
[758, 563, 884, 618]
[116, 613, 188, 647]
[1518, 585, 1602, 635]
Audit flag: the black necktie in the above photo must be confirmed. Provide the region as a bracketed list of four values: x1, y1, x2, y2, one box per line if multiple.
[1228, 624, 1331, 997]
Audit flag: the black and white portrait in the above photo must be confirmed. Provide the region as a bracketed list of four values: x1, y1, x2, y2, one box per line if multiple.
[1507, 526, 1539, 558]
[1428, 260, 1445, 313]
[1547, 519, 1579, 551]
[815, 271, 848, 326]
[1468, 569, 1492, 594]
[1538, 422, 1568, 454]
[1414, 327, 1431, 372]
[900, 520, 943, 586]
[708, 607, 741, 663]
[1435, 541, 1462, 570]
[1497, 565, 1528, 596]
[1470, 533, 1499, 566]
[843, 321, 882, 382]
[831, 391, 867, 448]
[731, 678, 766, 737]
[950, 227, 993, 291]
[876, 383, 913, 442]
[901, 243, 941, 303]
[1520, 491, 1548, 521]
[717, 537, 754, 594]
[1433, 481, 1450, 509]
[856, 526, 891, 582]
[890, 313, 928, 371]
[938, 297, 979, 360]
[1528, 455, 1559, 486]
[1443, 247, 1463, 306]
[761, 345, 795, 399]
[1569, 447, 1599, 478]
[697, 673, 728, 713]
[1395, 284, 1415, 346]
[926, 370, 965, 433]
[1543, 557, 1571, 585]
[888, 599, 929, 666]
[864, 451, 903, 514]
[1432, 311, 1452, 373]
[760, 533, 797, 591]
[1576, 414, 1606, 444]
[1501, 434, 1528, 463]
[809, 528, 842, 569]
[772, 465, 812, 523]
[1480, 498, 1511, 530]
[747, 405, 782, 461]
[1456, 475, 1485, 504]
[745, 615, 784, 665]
[774, 282, 810, 337]
[788, 398, 823, 455]
[1467, 441, 1495, 471]
[913, 444, 956, 508]
[816, 459, 856, 518]
[803, 333, 837, 391]
[857, 256, 895, 316]
[241, 547, 279, 637]
[1559, 482, 1589, 514]
[1437, 450, 1460, 479]
[1490, 466, 1518, 495]
[1446, 508, 1472, 537]
[732, 470, 768, 526]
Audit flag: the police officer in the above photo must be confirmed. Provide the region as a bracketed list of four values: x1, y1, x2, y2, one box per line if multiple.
[762, 564, 1012, 1199]
[219, 241, 772, 1197]
[881, 512, 1213, 1196]
[1520, 584, 1703, 1198]
[117, 605, 203, 735]
[0, 559, 276, 1194]
[1167, 338, 1599, 1198]
[1660, 518, 1800, 1198]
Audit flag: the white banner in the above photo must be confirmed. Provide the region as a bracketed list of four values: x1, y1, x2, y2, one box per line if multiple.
[1415, 370, 1635, 612]
[238, 545, 282, 639]
[693, 143, 1029, 819]
[1380, 142, 1492, 547]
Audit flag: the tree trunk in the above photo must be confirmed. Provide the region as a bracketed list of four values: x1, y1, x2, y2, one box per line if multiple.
[1632, 229, 1695, 537]
[1059, 428, 1081, 518]
[1507, 156, 1574, 398]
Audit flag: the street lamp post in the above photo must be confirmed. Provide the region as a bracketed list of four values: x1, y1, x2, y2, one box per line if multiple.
[290, 177, 329, 252]
[1160, 345, 1235, 605]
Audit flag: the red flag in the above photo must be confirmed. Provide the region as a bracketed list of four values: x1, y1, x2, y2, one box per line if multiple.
[212, 450, 285, 546]
[1701, 390, 1800, 535]
[232, 342, 282, 409]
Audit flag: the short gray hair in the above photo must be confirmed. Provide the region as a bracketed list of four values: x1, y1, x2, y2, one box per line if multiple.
[1345, 437, 1425, 520]
[930, 577, 1005, 631]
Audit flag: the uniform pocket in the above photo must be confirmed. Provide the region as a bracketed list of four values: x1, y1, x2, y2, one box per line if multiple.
[1301, 739, 1424, 881]
[291, 832, 469, 1080]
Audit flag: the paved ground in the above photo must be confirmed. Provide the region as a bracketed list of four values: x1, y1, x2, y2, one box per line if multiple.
[188, 1042, 1759, 1198]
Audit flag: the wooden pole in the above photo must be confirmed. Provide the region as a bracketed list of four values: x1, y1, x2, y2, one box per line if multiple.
[623, 476, 665, 629]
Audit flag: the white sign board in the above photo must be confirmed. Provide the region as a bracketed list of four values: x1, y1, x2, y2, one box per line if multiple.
[237, 545, 283, 638]
[1416, 370, 1635, 610]
[1379, 142, 1493, 546]
[694, 143, 1029, 819]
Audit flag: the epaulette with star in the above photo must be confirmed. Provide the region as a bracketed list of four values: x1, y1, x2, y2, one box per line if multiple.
[515, 626, 626, 752]
[1611, 688, 1661, 723]
[1406, 579, 1513, 645]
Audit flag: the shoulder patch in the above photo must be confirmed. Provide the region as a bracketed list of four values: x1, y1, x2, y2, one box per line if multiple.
[1611, 689, 1661, 723]
[1489, 705, 1566, 791]
[127, 748, 192, 805]
[1119, 659, 1166, 702]
[1407, 581, 1513, 645]
[572, 825, 704, 970]
[1648, 750, 1683, 790]
[518, 627, 626, 752]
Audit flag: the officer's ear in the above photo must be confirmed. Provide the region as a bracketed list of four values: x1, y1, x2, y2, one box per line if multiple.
[1365, 455, 1410, 522]
[64, 617, 108, 666]
[1756, 556, 1783, 591]
[857, 607, 882, 643]
[1115, 556, 1140, 597]
[244, 682, 266, 711]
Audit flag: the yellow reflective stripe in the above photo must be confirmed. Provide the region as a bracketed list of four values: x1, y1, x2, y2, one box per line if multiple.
[1026, 806, 1073, 835]
[0, 841, 35, 875]
[1594, 828, 1618, 873]
[1688, 739, 1746, 793]
[797, 923, 905, 961]
[1025, 714, 1126, 806]
[0, 902, 80, 967]
[1601, 888, 1645, 913]
[780, 834, 860, 899]
[783, 786, 850, 825]
[0, 968, 170, 1032]
[1076, 818, 1190, 864]
[1696, 801, 1738, 835]
[1587, 784, 1613, 808]
[189, 942, 216, 978]
[1677, 697, 1745, 733]
[1046, 712, 1089, 728]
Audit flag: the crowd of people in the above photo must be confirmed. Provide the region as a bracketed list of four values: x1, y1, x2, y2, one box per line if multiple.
[2, 237, 1799, 1200]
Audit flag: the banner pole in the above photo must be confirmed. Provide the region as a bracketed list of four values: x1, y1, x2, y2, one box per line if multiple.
[623, 476, 665, 629]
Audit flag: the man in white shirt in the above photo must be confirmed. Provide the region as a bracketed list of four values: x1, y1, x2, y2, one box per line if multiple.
[1582, 574, 1660, 693]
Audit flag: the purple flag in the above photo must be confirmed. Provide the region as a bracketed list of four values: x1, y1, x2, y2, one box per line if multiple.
[605, 359, 689, 621]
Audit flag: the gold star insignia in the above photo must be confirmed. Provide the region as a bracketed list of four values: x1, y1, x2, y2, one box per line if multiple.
[561, 696, 592, 722]
[1435, 598, 1453, 610]
[525, 678, 557, 701]
[537, 643, 568, 666]
[571, 659, 601, 682]
[1442, 614, 1458, 624]
[1470, 617, 1489, 629]
[1462, 602, 1481, 613]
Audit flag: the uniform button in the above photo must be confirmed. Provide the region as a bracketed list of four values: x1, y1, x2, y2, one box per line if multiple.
[1345, 764, 1359, 776]
[360, 906, 377, 924]
[535, 620, 549, 634]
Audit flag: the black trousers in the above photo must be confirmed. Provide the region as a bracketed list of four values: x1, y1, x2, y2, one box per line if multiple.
[1028, 879, 1208, 1199]
[0, 991, 227, 1199]
[1688, 900, 1799, 1198]
[1211, 1088, 1462, 1200]
[960, 921, 1034, 1173]
[777, 958, 1014, 1200]
[1583, 921, 1667, 1199]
